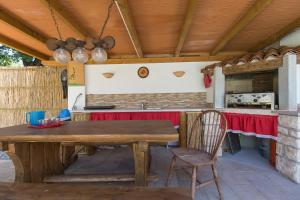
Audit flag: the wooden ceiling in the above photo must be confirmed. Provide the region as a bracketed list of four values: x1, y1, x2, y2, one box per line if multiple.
[0, 0, 300, 61]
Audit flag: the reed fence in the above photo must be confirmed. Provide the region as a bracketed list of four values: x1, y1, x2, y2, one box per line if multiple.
[0, 67, 67, 128]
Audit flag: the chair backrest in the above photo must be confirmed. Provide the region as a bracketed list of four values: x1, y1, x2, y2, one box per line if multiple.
[187, 110, 227, 160]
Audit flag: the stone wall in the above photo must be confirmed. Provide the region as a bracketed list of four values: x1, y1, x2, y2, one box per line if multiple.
[277, 113, 300, 183]
[86, 92, 211, 109]
[252, 72, 275, 93]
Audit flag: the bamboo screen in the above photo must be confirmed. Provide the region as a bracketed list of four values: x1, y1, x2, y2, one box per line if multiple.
[0, 67, 67, 128]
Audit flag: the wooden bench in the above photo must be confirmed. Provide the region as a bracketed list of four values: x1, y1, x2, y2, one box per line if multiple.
[0, 183, 192, 200]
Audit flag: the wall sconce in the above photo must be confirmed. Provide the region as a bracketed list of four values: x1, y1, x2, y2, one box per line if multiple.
[102, 72, 114, 78]
[173, 71, 185, 77]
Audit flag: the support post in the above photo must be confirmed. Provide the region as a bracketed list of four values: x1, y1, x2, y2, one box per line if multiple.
[279, 54, 298, 110]
[179, 112, 187, 148]
[213, 66, 225, 109]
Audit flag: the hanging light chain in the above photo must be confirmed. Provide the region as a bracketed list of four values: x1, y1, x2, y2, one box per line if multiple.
[98, 0, 115, 39]
[47, 0, 63, 40]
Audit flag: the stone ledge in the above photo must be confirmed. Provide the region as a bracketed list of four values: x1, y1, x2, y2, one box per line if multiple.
[276, 143, 283, 156]
[278, 125, 300, 139]
[279, 124, 300, 132]
[278, 126, 288, 135]
[278, 115, 300, 130]
[277, 134, 300, 148]
[276, 155, 300, 183]
[276, 110, 300, 116]
[289, 129, 300, 139]
[277, 144, 300, 162]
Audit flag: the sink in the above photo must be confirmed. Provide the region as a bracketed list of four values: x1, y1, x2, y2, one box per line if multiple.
[145, 107, 162, 110]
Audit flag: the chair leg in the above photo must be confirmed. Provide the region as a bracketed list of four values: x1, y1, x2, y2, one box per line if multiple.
[165, 156, 176, 187]
[212, 163, 223, 200]
[190, 166, 197, 200]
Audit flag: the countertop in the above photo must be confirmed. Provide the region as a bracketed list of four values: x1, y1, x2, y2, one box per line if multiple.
[72, 108, 278, 116]
[71, 108, 204, 113]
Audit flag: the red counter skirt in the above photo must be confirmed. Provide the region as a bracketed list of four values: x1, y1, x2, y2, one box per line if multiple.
[224, 112, 278, 140]
[90, 112, 180, 128]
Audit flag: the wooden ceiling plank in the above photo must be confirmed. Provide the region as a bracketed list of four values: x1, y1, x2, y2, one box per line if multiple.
[210, 0, 273, 55]
[39, 0, 87, 39]
[175, 0, 197, 57]
[250, 17, 300, 51]
[115, 0, 143, 58]
[0, 34, 49, 60]
[0, 7, 48, 44]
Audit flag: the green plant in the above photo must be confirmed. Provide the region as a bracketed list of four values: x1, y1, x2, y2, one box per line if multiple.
[0, 45, 41, 67]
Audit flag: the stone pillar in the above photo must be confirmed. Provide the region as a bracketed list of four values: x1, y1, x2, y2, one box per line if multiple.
[278, 54, 297, 110]
[213, 66, 225, 109]
[277, 112, 300, 183]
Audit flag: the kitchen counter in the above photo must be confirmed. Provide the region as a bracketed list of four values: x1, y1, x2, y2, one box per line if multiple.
[71, 108, 204, 113]
[71, 108, 277, 116]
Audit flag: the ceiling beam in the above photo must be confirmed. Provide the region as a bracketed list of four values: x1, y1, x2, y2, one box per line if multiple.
[39, 0, 87, 39]
[107, 51, 246, 58]
[0, 34, 49, 60]
[42, 54, 235, 67]
[115, 0, 143, 58]
[250, 17, 300, 51]
[0, 7, 48, 44]
[175, 0, 197, 57]
[103, 55, 232, 64]
[210, 0, 273, 55]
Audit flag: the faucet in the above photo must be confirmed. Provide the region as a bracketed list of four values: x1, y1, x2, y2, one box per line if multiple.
[72, 93, 83, 111]
[141, 102, 147, 110]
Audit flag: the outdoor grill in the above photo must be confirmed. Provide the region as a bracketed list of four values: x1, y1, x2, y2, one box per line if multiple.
[225, 92, 275, 110]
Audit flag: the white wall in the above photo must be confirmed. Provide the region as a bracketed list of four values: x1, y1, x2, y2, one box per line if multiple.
[279, 54, 298, 110]
[297, 64, 300, 104]
[213, 67, 225, 108]
[68, 86, 86, 110]
[280, 28, 300, 47]
[85, 62, 215, 94]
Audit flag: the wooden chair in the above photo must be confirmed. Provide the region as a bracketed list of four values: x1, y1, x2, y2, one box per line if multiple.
[165, 110, 227, 200]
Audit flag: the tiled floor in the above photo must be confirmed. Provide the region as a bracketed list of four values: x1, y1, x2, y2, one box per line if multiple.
[1, 147, 300, 200]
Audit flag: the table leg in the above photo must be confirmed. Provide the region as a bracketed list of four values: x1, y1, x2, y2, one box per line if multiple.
[7, 143, 28, 182]
[132, 141, 149, 186]
[6, 142, 63, 183]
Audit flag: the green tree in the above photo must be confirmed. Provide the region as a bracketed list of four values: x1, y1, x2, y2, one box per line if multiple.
[0, 45, 41, 67]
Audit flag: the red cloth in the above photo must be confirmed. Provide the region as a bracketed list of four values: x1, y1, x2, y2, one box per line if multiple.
[204, 74, 212, 88]
[91, 112, 180, 126]
[223, 112, 278, 140]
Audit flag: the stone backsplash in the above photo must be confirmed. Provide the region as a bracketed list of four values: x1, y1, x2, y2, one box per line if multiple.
[86, 92, 210, 109]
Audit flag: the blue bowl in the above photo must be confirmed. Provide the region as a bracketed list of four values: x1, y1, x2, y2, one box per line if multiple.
[58, 108, 71, 121]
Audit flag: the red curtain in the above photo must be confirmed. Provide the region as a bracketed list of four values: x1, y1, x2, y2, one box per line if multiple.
[91, 112, 180, 126]
[224, 112, 278, 139]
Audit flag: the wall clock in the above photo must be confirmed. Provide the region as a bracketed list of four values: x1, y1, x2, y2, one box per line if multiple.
[137, 66, 149, 78]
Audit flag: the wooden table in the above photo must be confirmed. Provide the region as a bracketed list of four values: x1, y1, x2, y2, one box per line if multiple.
[0, 120, 178, 186]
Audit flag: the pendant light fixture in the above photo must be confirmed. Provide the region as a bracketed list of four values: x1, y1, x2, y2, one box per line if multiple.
[46, 0, 116, 64]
